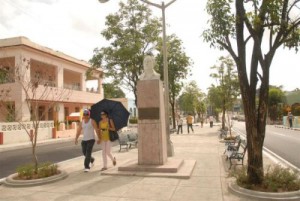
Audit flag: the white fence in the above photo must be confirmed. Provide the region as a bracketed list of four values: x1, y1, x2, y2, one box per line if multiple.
[0, 121, 54, 144]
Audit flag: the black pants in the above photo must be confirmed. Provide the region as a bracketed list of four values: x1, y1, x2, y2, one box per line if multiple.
[289, 119, 293, 128]
[81, 139, 95, 169]
[210, 121, 213, 128]
[177, 125, 183, 134]
[187, 124, 194, 133]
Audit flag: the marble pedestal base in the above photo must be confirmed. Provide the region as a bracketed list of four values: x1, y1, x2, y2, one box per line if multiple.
[101, 158, 196, 179]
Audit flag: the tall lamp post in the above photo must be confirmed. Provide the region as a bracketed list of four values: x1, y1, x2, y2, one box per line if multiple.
[99, 0, 176, 157]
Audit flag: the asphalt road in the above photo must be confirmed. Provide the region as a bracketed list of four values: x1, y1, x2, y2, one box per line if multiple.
[233, 121, 300, 169]
[0, 140, 102, 178]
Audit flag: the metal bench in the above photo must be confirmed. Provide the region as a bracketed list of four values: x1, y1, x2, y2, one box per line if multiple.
[127, 133, 138, 149]
[224, 136, 241, 154]
[118, 134, 129, 152]
[229, 144, 247, 169]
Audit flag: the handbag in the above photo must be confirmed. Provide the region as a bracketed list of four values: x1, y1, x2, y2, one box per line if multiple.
[108, 119, 119, 141]
[109, 130, 119, 141]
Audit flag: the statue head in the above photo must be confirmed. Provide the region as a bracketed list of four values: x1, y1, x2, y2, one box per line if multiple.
[139, 55, 160, 80]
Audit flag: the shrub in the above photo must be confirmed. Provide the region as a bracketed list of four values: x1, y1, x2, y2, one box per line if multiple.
[16, 162, 59, 180]
[231, 165, 300, 192]
[129, 117, 138, 124]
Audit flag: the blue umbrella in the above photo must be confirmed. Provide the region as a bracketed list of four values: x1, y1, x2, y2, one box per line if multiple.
[90, 99, 130, 131]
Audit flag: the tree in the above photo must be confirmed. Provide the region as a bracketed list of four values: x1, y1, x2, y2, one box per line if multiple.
[210, 56, 239, 130]
[268, 86, 286, 122]
[0, 58, 71, 173]
[103, 82, 125, 98]
[155, 34, 192, 128]
[195, 100, 206, 123]
[207, 85, 222, 121]
[204, 0, 300, 184]
[178, 81, 204, 117]
[90, 0, 161, 106]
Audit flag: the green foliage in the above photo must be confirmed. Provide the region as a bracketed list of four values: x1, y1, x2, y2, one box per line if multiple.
[209, 56, 239, 111]
[268, 86, 286, 121]
[204, 0, 300, 184]
[16, 162, 58, 180]
[103, 82, 125, 98]
[90, 0, 161, 102]
[232, 165, 300, 192]
[129, 117, 138, 124]
[178, 81, 204, 115]
[155, 34, 192, 125]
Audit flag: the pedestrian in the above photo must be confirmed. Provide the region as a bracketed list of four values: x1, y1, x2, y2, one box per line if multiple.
[200, 116, 204, 128]
[209, 115, 214, 128]
[177, 116, 183, 134]
[288, 112, 294, 128]
[186, 114, 194, 133]
[75, 109, 100, 172]
[98, 111, 117, 171]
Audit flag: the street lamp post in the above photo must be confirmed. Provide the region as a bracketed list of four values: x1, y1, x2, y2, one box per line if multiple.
[140, 0, 176, 157]
[99, 0, 176, 157]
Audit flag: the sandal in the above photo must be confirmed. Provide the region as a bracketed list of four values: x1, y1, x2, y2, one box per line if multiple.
[100, 167, 107, 171]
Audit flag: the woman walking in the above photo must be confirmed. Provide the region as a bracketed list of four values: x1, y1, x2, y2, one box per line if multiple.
[98, 111, 117, 171]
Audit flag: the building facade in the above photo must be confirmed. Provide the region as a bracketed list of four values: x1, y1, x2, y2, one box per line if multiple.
[0, 36, 104, 123]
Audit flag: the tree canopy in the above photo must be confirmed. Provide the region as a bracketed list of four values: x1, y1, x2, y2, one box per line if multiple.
[204, 0, 300, 184]
[210, 56, 240, 129]
[155, 34, 192, 128]
[90, 0, 161, 105]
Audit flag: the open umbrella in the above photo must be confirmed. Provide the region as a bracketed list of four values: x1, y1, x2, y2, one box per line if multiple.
[90, 99, 130, 130]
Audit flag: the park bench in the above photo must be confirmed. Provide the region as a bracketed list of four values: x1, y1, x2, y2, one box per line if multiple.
[118, 132, 138, 151]
[219, 129, 228, 139]
[118, 133, 129, 152]
[224, 136, 241, 155]
[127, 133, 138, 149]
[228, 143, 247, 169]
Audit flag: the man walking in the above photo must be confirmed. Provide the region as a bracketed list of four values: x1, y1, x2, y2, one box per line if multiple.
[288, 112, 294, 128]
[75, 109, 100, 172]
[186, 114, 194, 134]
[177, 116, 183, 134]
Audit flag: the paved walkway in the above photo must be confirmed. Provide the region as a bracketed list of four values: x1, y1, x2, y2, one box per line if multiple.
[0, 123, 275, 201]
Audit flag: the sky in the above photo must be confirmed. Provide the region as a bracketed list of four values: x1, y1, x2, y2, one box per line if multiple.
[1, 0, 299, 99]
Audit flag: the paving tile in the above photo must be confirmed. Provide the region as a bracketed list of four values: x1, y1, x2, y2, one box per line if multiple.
[124, 184, 176, 201]
[139, 177, 180, 186]
[179, 176, 221, 188]
[171, 186, 223, 201]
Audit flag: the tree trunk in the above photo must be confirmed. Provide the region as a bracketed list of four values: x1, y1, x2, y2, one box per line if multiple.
[32, 129, 39, 174]
[222, 98, 226, 130]
[171, 102, 176, 129]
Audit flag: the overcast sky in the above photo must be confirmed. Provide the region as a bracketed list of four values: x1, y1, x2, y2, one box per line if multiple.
[1, 0, 299, 98]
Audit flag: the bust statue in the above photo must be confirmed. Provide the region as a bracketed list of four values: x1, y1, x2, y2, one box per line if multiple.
[139, 55, 160, 80]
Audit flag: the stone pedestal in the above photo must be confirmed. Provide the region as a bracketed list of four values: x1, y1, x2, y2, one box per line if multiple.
[137, 79, 167, 165]
[115, 78, 196, 178]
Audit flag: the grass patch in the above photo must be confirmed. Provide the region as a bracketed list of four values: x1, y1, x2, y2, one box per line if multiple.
[15, 162, 59, 180]
[230, 165, 300, 192]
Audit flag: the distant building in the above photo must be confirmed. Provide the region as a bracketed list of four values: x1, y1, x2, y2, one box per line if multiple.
[0, 36, 104, 122]
[128, 98, 138, 118]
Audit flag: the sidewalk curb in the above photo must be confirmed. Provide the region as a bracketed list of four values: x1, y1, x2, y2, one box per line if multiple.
[0, 137, 76, 153]
[228, 181, 300, 201]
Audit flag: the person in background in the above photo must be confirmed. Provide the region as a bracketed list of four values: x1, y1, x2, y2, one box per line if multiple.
[98, 111, 117, 171]
[75, 109, 100, 172]
[288, 112, 294, 128]
[186, 114, 194, 134]
[177, 116, 183, 134]
[209, 115, 214, 128]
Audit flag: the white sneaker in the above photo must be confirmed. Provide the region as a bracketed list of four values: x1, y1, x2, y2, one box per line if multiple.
[84, 168, 90, 172]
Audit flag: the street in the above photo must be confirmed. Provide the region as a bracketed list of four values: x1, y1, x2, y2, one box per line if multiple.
[233, 121, 300, 169]
[0, 140, 102, 178]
